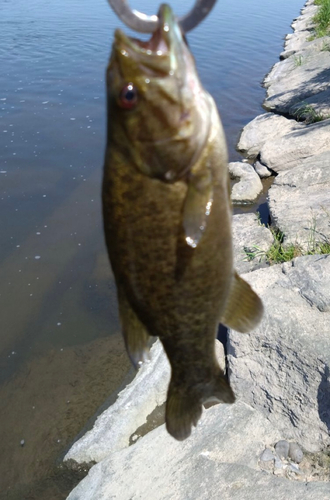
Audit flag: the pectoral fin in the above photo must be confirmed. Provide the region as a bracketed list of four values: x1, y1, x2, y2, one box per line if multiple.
[220, 272, 263, 333]
[118, 289, 150, 368]
[183, 169, 213, 249]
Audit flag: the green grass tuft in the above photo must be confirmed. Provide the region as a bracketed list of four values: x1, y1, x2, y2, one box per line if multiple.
[292, 103, 327, 123]
[245, 223, 330, 266]
[313, 0, 330, 38]
[293, 54, 304, 66]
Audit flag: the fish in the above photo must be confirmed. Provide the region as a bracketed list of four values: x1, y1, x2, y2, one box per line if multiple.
[102, 3, 263, 441]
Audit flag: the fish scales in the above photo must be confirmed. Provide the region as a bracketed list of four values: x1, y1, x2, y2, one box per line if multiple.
[102, 4, 263, 440]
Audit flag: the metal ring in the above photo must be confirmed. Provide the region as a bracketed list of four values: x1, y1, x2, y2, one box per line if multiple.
[107, 0, 218, 33]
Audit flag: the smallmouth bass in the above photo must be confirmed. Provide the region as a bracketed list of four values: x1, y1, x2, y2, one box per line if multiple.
[102, 4, 263, 440]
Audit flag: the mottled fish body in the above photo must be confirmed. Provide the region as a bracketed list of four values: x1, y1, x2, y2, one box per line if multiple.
[102, 4, 263, 440]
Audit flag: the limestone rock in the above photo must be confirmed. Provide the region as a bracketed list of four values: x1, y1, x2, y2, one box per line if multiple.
[254, 161, 272, 178]
[260, 118, 330, 173]
[228, 162, 263, 204]
[232, 213, 274, 274]
[66, 401, 330, 500]
[268, 150, 330, 249]
[280, 1, 319, 58]
[262, 0, 330, 120]
[227, 255, 330, 453]
[237, 113, 300, 160]
[264, 46, 330, 117]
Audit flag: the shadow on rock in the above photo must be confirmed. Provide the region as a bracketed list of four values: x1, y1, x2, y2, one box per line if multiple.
[317, 364, 330, 433]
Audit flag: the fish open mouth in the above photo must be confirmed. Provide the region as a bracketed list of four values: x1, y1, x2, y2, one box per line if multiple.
[114, 4, 180, 57]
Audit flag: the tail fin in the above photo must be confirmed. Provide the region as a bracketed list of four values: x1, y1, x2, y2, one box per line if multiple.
[165, 371, 235, 441]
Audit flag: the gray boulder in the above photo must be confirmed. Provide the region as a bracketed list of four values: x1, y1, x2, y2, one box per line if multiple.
[227, 255, 330, 453]
[228, 162, 263, 203]
[66, 401, 330, 500]
[264, 49, 330, 117]
[232, 213, 274, 274]
[260, 118, 330, 173]
[237, 113, 301, 160]
[268, 150, 330, 249]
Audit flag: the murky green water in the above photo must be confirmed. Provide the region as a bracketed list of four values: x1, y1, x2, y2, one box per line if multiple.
[0, 0, 305, 498]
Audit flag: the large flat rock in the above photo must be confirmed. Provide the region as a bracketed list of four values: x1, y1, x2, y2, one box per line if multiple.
[238, 113, 330, 173]
[228, 255, 330, 453]
[260, 118, 330, 172]
[268, 150, 330, 248]
[237, 113, 300, 160]
[66, 401, 330, 500]
[264, 49, 330, 117]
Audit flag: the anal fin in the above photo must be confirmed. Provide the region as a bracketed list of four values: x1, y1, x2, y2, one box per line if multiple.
[220, 271, 264, 333]
[118, 289, 150, 369]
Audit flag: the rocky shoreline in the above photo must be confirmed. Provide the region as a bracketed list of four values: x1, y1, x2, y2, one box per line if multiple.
[64, 1, 330, 498]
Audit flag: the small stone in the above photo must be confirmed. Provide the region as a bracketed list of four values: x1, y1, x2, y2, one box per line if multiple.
[259, 460, 274, 472]
[274, 457, 285, 470]
[288, 442, 303, 464]
[260, 448, 275, 462]
[275, 440, 290, 459]
[254, 161, 272, 178]
[289, 463, 301, 474]
[228, 162, 263, 204]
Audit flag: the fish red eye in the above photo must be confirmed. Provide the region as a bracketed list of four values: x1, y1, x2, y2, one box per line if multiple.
[119, 83, 138, 109]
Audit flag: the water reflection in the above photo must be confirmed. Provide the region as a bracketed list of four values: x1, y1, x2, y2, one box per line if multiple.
[0, 0, 305, 497]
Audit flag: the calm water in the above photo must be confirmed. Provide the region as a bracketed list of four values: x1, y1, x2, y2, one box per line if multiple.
[0, 0, 304, 498]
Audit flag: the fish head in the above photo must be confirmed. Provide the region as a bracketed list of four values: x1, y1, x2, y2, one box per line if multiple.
[106, 4, 211, 180]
